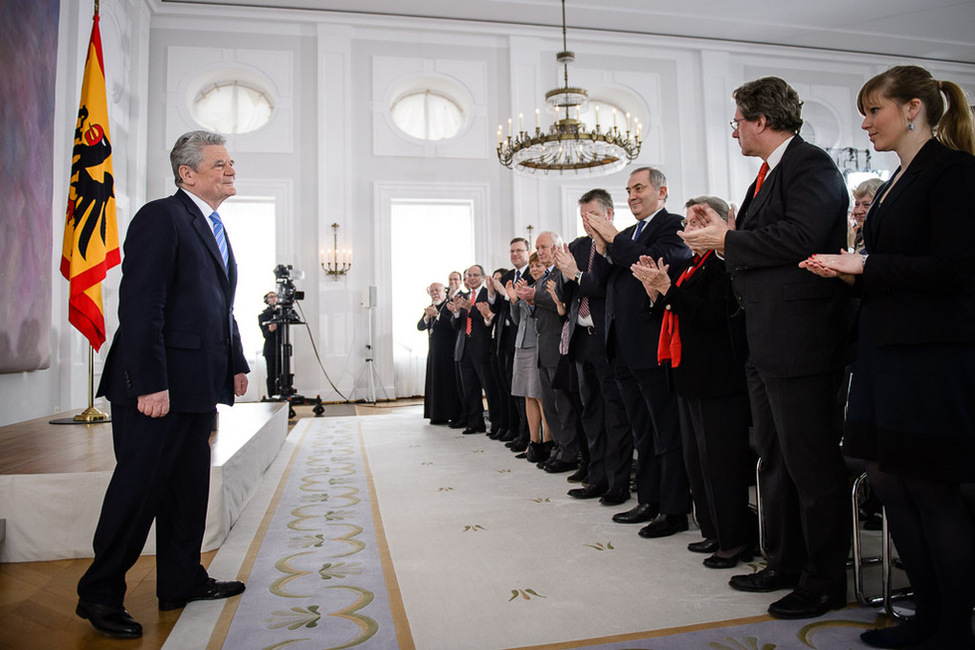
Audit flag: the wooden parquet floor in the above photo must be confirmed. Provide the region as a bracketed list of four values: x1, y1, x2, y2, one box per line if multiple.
[0, 399, 421, 649]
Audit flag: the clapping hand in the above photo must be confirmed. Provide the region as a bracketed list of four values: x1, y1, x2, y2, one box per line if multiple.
[504, 279, 518, 302]
[554, 243, 579, 278]
[630, 255, 670, 301]
[476, 301, 492, 319]
[515, 278, 535, 305]
[680, 203, 733, 255]
[545, 278, 559, 300]
[583, 211, 618, 250]
[423, 305, 438, 318]
[799, 249, 862, 286]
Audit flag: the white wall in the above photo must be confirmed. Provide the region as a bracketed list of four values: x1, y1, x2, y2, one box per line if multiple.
[4, 0, 974, 424]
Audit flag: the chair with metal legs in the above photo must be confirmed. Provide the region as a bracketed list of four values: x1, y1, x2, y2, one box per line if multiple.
[850, 471, 914, 619]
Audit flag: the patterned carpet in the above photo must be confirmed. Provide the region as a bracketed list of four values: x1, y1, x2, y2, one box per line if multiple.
[218, 411, 898, 650]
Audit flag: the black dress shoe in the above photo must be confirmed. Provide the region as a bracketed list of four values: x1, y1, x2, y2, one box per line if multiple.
[599, 489, 630, 506]
[687, 538, 719, 554]
[508, 439, 528, 452]
[462, 427, 486, 435]
[76, 600, 143, 638]
[729, 568, 800, 593]
[487, 429, 503, 439]
[429, 419, 448, 425]
[448, 420, 466, 429]
[638, 514, 689, 538]
[612, 503, 657, 524]
[568, 484, 607, 499]
[544, 459, 578, 474]
[767, 587, 846, 619]
[514, 451, 528, 459]
[499, 430, 518, 442]
[566, 467, 588, 483]
[158, 577, 246, 611]
[703, 546, 754, 569]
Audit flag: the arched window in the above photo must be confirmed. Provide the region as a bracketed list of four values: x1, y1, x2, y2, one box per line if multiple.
[192, 81, 274, 135]
[390, 90, 465, 141]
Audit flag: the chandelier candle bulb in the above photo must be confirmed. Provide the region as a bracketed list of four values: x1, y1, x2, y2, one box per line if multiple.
[536, 108, 540, 129]
[519, 113, 524, 132]
[626, 112, 631, 132]
[612, 107, 617, 128]
[595, 105, 600, 127]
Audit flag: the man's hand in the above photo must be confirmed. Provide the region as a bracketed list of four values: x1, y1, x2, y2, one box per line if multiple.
[490, 275, 506, 294]
[554, 243, 580, 278]
[515, 280, 535, 305]
[504, 279, 518, 302]
[137, 390, 170, 418]
[476, 302, 492, 319]
[423, 305, 438, 318]
[584, 211, 620, 245]
[234, 373, 248, 397]
[268, 323, 277, 332]
[680, 203, 731, 255]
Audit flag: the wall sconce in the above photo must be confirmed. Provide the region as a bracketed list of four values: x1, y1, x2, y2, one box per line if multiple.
[321, 222, 352, 279]
[526, 224, 534, 250]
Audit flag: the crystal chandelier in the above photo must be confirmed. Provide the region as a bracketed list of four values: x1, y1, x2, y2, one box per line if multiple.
[497, 0, 642, 178]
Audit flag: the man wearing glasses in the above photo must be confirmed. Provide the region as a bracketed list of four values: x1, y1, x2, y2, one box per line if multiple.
[681, 77, 852, 620]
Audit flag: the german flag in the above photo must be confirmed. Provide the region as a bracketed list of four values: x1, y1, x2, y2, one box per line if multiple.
[60, 12, 119, 351]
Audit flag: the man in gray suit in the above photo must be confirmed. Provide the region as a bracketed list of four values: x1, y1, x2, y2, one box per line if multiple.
[682, 77, 852, 620]
[517, 231, 579, 473]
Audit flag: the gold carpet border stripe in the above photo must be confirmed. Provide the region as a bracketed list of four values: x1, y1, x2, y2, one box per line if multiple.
[358, 420, 416, 650]
[206, 421, 312, 650]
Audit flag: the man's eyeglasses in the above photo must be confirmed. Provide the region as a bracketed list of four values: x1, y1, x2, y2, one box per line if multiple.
[730, 118, 744, 131]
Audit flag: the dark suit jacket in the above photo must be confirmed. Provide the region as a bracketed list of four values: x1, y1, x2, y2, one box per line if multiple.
[492, 267, 524, 355]
[650, 254, 748, 398]
[562, 236, 611, 360]
[859, 139, 975, 346]
[452, 286, 492, 361]
[724, 135, 852, 378]
[605, 208, 692, 369]
[98, 190, 249, 412]
[259, 305, 280, 357]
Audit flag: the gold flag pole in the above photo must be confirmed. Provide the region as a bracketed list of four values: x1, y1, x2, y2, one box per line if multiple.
[74, 345, 109, 421]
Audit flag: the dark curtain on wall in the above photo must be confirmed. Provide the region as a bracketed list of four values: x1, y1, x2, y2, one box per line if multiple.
[0, 0, 59, 372]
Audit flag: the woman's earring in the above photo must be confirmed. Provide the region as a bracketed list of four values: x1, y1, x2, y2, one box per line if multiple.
[908, 121, 915, 131]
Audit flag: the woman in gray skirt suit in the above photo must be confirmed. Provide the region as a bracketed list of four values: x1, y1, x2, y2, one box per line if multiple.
[506, 253, 551, 462]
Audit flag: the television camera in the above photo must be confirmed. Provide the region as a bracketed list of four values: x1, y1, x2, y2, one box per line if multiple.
[265, 265, 323, 416]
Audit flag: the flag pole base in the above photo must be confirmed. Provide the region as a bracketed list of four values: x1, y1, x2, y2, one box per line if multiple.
[74, 406, 110, 422]
[49, 407, 111, 425]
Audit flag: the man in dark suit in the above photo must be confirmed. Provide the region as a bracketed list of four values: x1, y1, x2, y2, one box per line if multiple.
[450, 265, 498, 434]
[259, 291, 281, 397]
[556, 189, 632, 504]
[682, 77, 852, 619]
[586, 167, 693, 539]
[75, 131, 250, 639]
[492, 238, 530, 446]
[445, 271, 468, 429]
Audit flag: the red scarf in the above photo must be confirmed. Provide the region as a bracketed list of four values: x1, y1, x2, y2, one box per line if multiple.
[657, 251, 713, 367]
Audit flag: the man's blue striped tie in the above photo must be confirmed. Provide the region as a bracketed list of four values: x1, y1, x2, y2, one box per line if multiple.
[210, 211, 229, 271]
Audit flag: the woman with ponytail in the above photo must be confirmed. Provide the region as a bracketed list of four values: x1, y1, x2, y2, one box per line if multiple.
[802, 65, 975, 649]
